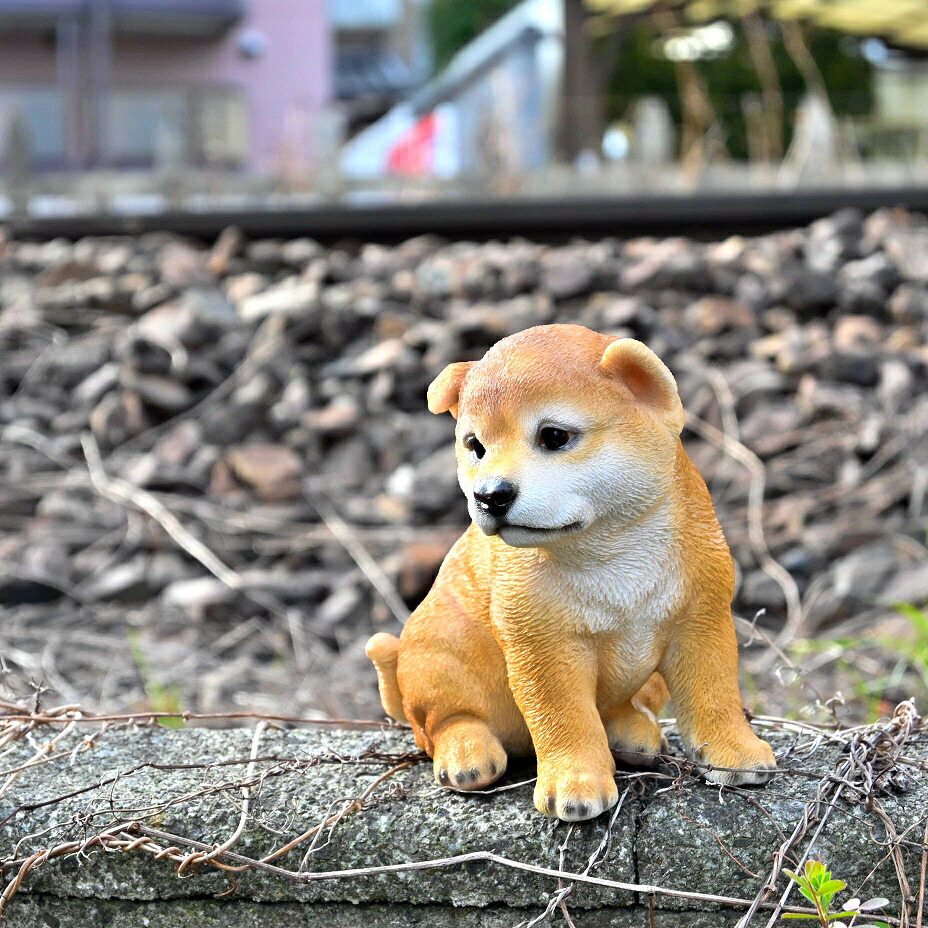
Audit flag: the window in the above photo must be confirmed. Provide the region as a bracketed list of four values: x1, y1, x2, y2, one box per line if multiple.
[193, 86, 247, 166]
[106, 85, 246, 167]
[0, 88, 64, 166]
[106, 89, 186, 165]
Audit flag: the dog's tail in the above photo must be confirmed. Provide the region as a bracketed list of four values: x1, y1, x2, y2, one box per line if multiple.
[365, 632, 407, 723]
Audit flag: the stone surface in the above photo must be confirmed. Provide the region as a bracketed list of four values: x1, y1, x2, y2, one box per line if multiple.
[0, 725, 923, 926]
[4, 897, 703, 927]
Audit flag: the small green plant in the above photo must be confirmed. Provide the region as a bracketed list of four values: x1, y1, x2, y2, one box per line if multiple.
[893, 603, 928, 690]
[127, 629, 185, 728]
[781, 860, 889, 927]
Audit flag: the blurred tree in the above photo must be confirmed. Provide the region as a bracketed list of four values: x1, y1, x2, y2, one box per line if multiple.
[427, 3, 873, 164]
[601, 19, 873, 161]
[428, 0, 519, 70]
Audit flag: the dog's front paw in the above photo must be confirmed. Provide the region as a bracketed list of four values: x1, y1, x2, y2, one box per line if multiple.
[693, 730, 777, 786]
[534, 762, 618, 821]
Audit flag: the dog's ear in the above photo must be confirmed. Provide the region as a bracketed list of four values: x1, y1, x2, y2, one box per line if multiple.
[601, 339, 685, 434]
[427, 361, 473, 417]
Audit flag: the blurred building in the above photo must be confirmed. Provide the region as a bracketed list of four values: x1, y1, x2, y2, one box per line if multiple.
[329, 0, 427, 138]
[0, 0, 331, 173]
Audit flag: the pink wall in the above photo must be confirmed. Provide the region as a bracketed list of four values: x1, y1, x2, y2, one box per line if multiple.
[0, 0, 332, 171]
[112, 1, 331, 171]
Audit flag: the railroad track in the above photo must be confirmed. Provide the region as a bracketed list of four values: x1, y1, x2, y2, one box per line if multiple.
[7, 184, 928, 243]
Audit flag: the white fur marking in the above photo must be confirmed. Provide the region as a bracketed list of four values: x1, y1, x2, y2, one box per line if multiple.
[535, 504, 685, 639]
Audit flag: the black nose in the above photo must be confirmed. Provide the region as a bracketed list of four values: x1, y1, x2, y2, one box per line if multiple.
[474, 479, 517, 517]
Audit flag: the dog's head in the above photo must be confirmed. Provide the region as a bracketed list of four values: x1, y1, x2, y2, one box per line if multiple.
[428, 324, 684, 548]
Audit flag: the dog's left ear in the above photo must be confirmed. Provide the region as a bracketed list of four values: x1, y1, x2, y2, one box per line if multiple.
[427, 361, 473, 418]
[601, 339, 685, 434]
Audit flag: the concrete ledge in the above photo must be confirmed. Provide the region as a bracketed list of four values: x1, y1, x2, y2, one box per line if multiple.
[0, 713, 925, 926]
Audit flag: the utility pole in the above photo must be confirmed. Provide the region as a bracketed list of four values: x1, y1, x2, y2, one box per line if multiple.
[87, 0, 112, 167]
[55, 16, 81, 169]
[556, 0, 604, 164]
[4, 110, 32, 218]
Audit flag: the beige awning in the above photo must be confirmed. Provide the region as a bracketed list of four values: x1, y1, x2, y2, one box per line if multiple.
[587, 0, 928, 50]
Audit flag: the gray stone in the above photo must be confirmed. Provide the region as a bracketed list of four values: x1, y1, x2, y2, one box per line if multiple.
[884, 224, 928, 283]
[541, 252, 595, 301]
[388, 443, 460, 516]
[889, 283, 928, 323]
[817, 352, 881, 388]
[4, 896, 703, 928]
[880, 564, 928, 606]
[238, 281, 320, 322]
[161, 576, 236, 619]
[73, 362, 120, 407]
[0, 725, 921, 926]
[738, 569, 787, 609]
[783, 268, 838, 313]
[121, 371, 195, 411]
[79, 556, 150, 601]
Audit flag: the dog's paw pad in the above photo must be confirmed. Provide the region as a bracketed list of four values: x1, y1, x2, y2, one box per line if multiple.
[451, 767, 483, 786]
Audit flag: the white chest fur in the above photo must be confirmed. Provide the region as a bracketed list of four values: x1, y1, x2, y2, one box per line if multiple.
[535, 504, 685, 636]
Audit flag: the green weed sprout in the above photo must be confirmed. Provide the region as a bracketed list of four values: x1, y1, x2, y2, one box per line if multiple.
[781, 860, 889, 927]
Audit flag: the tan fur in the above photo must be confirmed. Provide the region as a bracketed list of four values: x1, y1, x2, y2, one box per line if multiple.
[366, 632, 407, 723]
[368, 324, 775, 821]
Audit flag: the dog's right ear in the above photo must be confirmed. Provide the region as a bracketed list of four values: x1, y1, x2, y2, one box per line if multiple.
[427, 362, 473, 417]
[601, 339, 685, 434]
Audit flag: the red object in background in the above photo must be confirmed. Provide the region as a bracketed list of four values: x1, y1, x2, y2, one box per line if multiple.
[387, 112, 437, 176]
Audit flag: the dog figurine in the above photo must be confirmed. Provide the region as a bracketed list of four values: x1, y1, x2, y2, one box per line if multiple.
[367, 324, 776, 821]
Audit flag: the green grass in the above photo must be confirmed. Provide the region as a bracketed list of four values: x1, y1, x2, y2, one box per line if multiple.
[127, 628, 185, 728]
[891, 603, 928, 691]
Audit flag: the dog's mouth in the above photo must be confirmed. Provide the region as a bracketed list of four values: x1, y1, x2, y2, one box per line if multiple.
[495, 520, 585, 539]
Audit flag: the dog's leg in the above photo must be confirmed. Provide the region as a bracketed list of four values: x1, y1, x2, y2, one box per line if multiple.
[398, 590, 529, 793]
[503, 634, 618, 821]
[603, 704, 663, 767]
[660, 609, 776, 786]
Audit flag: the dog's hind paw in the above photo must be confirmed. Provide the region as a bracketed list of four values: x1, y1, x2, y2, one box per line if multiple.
[603, 702, 666, 769]
[693, 732, 777, 787]
[432, 718, 507, 791]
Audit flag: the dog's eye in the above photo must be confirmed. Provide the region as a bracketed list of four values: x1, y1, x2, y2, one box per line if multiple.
[463, 435, 486, 459]
[539, 427, 572, 451]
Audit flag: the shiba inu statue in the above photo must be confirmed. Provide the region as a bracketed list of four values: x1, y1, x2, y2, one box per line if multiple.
[368, 324, 775, 821]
